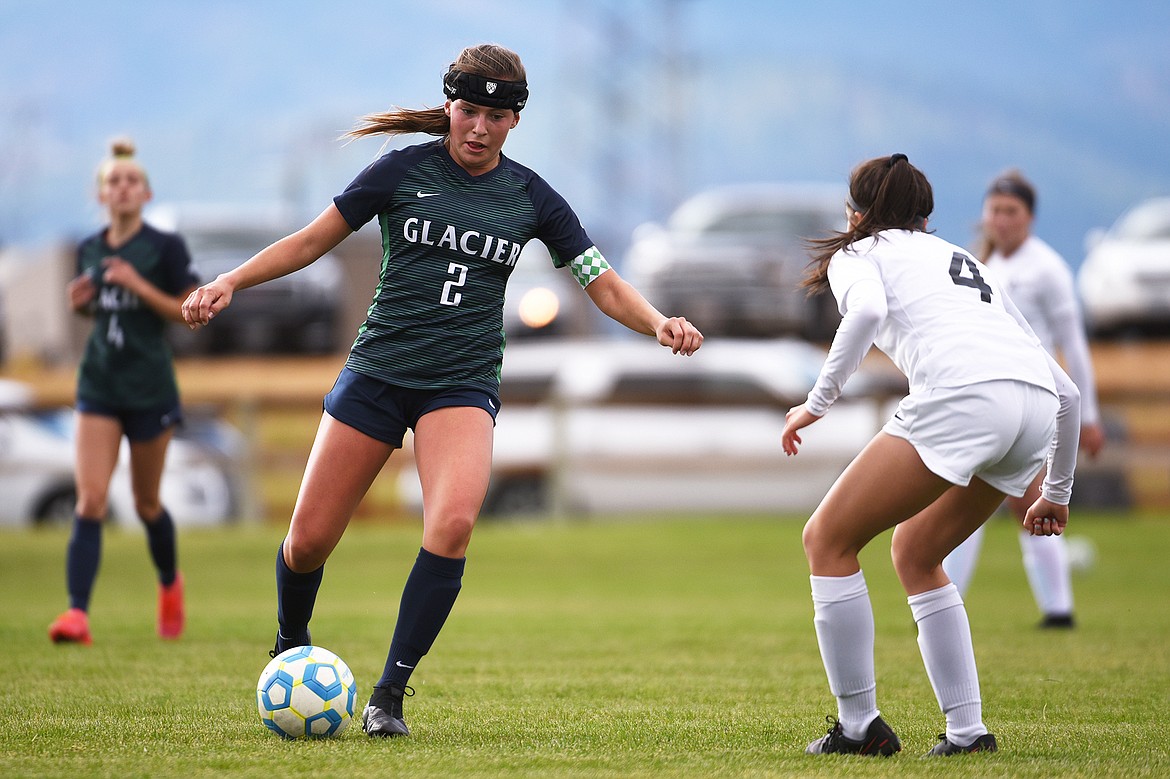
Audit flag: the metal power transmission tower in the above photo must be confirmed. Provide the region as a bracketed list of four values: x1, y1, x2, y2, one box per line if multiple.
[557, 0, 696, 260]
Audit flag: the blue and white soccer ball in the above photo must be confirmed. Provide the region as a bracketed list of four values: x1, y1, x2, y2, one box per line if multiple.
[256, 645, 357, 739]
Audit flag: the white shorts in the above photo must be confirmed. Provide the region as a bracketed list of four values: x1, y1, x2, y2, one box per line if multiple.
[882, 380, 1059, 498]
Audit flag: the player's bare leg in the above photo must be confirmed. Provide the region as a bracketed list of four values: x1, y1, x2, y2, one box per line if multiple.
[274, 413, 394, 655]
[364, 406, 493, 738]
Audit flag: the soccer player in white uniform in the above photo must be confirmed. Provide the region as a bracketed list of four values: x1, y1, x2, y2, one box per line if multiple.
[942, 170, 1105, 628]
[783, 154, 1080, 758]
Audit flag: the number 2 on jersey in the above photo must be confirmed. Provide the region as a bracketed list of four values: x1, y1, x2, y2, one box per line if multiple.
[440, 262, 468, 306]
[948, 252, 992, 302]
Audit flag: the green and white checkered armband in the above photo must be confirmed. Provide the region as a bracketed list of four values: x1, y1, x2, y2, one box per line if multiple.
[568, 246, 611, 288]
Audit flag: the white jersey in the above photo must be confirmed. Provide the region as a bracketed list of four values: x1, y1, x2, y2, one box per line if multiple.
[985, 235, 1100, 424]
[803, 229, 1080, 504]
[813, 230, 1055, 405]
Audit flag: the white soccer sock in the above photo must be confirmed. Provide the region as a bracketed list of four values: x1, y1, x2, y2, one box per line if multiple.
[942, 524, 985, 596]
[1018, 531, 1074, 616]
[909, 583, 986, 746]
[810, 571, 879, 741]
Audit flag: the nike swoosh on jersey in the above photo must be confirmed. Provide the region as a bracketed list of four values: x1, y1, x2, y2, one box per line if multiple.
[416, 191, 441, 198]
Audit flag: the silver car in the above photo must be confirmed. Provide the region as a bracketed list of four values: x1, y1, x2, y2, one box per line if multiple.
[1079, 196, 1170, 337]
[147, 204, 343, 355]
[0, 380, 243, 528]
[623, 183, 847, 341]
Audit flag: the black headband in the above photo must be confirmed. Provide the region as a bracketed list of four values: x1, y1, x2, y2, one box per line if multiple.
[443, 68, 528, 111]
[987, 177, 1035, 213]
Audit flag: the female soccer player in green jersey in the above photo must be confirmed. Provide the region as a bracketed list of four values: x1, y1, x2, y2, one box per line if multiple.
[49, 139, 200, 646]
[181, 43, 703, 737]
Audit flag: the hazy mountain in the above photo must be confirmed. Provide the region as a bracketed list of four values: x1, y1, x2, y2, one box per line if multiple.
[2, 0, 1168, 269]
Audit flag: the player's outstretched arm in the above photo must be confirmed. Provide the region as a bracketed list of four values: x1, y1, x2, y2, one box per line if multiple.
[182, 205, 352, 329]
[583, 270, 703, 355]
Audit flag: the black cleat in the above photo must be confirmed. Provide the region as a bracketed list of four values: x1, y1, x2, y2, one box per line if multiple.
[924, 732, 998, 756]
[1039, 613, 1075, 629]
[362, 684, 414, 737]
[806, 715, 901, 756]
[269, 629, 311, 659]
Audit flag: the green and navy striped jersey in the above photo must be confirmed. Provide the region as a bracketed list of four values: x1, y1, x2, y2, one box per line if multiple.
[333, 140, 594, 394]
[75, 224, 198, 409]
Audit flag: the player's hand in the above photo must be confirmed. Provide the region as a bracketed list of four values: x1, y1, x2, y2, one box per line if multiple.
[1023, 496, 1068, 536]
[98, 256, 146, 293]
[782, 403, 822, 456]
[656, 316, 703, 356]
[1080, 421, 1106, 459]
[66, 272, 96, 312]
[182, 275, 235, 329]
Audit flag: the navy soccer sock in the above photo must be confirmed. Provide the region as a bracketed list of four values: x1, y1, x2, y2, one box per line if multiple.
[66, 516, 103, 611]
[275, 543, 323, 646]
[377, 547, 465, 689]
[143, 508, 177, 586]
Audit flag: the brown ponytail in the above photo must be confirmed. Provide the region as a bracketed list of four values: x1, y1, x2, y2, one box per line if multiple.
[803, 154, 933, 294]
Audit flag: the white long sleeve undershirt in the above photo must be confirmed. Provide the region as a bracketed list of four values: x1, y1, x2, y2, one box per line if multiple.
[804, 279, 885, 417]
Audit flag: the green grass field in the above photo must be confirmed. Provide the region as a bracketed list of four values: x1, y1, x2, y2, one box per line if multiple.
[2, 512, 1168, 778]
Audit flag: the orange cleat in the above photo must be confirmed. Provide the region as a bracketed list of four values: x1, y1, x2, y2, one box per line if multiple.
[159, 574, 185, 639]
[49, 608, 92, 646]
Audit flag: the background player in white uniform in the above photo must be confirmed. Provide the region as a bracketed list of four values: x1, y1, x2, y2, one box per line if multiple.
[182, 44, 702, 738]
[942, 170, 1105, 628]
[783, 154, 1080, 758]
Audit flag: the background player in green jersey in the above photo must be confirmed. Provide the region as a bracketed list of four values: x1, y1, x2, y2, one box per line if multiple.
[181, 43, 703, 737]
[49, 139, 200, 646]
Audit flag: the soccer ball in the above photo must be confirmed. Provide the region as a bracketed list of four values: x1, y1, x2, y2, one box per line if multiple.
[256, 645, 357, 739]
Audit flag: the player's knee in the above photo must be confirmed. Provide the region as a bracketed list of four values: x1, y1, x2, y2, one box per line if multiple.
[802, 517, 832, 565]
[134, 498, 163, 522]
[283, 535, 330, 573]
[889, 532, 912, 572]
[75, 489, 108, 520]
[441, 513, 476, 544]
[890, 534, 933, 587]
[426, 511, 477, 557]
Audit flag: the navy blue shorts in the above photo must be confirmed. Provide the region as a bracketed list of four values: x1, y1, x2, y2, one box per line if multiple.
[75, 399, 183, 442]
[323, 367, 500, 448]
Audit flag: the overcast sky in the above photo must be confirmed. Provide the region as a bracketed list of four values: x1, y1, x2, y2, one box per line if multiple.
[2, 0, 1169, 268]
